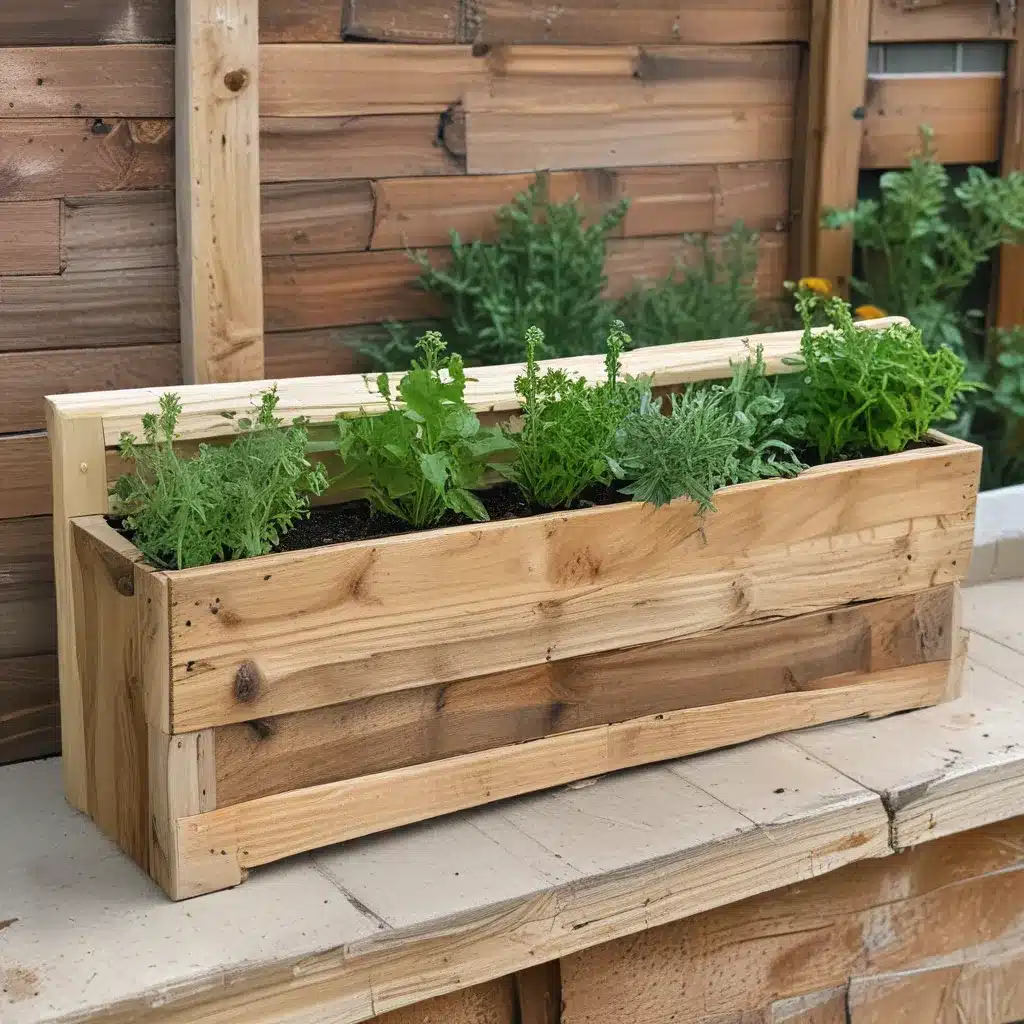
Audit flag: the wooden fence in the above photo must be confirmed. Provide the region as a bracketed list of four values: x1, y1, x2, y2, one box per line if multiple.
[0, 0, 1019, 764]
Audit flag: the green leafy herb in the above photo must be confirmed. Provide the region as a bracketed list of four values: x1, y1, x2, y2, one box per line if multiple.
[111, 387, 328, 570]
[336, 331, 513, 527]
[788, 291, 978, 461]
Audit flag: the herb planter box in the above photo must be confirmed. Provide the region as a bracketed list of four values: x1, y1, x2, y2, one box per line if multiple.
[47, 325, 981, 900]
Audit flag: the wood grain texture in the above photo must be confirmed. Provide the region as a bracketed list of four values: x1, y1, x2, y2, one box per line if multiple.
[997, 2, 1024, 329]
[0, 434, 51, 520]
[260, 0, 342, 41]
[262, 180, 375, 255]
[0, 267, 179, 351]
[212, 588, 956, 806]
[0, 45, 173, 117]
[515, 963, 561, 1024]
[165, 441, 978, 731]
[0, 118, 173, 201]
[0, 653, 59, 765]
[861, 73, 1004, 169]
[177, 0, 264, 383]
[0, 0, 173, 44]
[62, 192, 176, 273]
[0, 200, 60, 275]
[815, 0, 870, 294]
[871, 0, 1015, 41]
[264, 327, 366, 377]
[373, 978, 516, 1024]
[0, 346, 180, 434]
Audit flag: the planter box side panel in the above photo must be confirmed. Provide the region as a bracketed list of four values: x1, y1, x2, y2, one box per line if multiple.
[212, 585, 959, 807]
[166, 441, 980, 732]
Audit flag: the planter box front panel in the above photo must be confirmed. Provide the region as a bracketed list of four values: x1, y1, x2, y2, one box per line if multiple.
[166, 441, 978, 733]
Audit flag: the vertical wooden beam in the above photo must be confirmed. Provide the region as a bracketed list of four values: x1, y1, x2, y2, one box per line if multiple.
[814, 0, 872, 296]
[997, 4, 1024, 328]
[176, 0, 265, 383]
[515, 961, 562, 1024]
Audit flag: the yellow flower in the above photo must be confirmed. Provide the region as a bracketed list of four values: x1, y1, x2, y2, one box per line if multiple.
[854, 304, 887, 320]
[798, 277, 832, 296]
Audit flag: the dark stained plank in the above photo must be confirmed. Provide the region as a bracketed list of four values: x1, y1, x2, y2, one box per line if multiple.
[0, 0, 173, 45]
[0, 434, 51, 520]
[0, 654, 59, 765]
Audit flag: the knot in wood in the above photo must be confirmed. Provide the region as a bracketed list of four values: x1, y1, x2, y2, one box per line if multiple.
[234, 661, 262, 704]
[223, 68, 249, 93]
[116, 575, 134, 597]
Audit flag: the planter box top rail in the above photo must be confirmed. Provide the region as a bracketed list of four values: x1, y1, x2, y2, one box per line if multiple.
[46, 317, 904, 448]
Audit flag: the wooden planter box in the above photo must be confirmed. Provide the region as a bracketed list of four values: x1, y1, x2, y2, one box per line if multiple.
[46, 326, 982, 900]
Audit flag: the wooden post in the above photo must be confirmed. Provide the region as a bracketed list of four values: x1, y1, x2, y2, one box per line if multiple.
[176, 0, 265, 383]
[997, 4, 1024, 328]
[813, 0, 871, 296]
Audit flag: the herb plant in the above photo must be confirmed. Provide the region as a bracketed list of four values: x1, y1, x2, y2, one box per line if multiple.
[336, 331, 513, 527]
[787, 291, 977, 461]
[616, 224, 761, 346]
[112, 387, 328, 570]
[500, 322, 640, 510]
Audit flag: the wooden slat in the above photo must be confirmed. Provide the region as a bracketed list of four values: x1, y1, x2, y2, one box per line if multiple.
[997, 2, 1024, 328]
[0, 118, 173, 202]
[815, 0, 870, 294]
[262, 181, 375, 256]
[0, 200, 60, 275]
[260, 0, 342, 41]
[370, 163, 790, 250]
[343, 0, 810, 44]
[264, 327, 368, 377]
[62, 192, 176, 273]
[0, 653, 59, 765]
[0, 346, 181, 434]
[0, 434, 51, 520]
[164, 441, 977, 731]
[0, 514, 53, 586]
[264, 231, 787, 331]
[260, 114, 464, 181]
[871, 0, 1015, 41]
[0, 268, 179, 352]
[861, 73, 1004, 168]
[213, 588, 954, 806]
[0, 1, 173, 45]
[261, 43, 484, 116]
[178, 0, 264, 383]
[0, 45, 173, 117]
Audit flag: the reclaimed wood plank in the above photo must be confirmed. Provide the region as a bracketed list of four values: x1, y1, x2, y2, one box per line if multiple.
[0, 653, 59, 765]
[0, 514, 53, 586]
[178, 0, 264, 383]
[871, 0, 1015, 41]
[0, 118, 173, 202]
[0, 434, 51, 520]
[0, 582, 55, 660]
[260, 0, 342, 41]
[62, 192, 176, 273]
[264, 327, 371, 377]
[0, 1, 173, 45]
[166, 442, 977, 730]
[0, 346, 181, 434]
[861, 73, 1003, 169]
[212, 588, 956, 805]
[262, 180, 374, 256]
[0, 200, 60, 275]
[0, 267, 179, 351]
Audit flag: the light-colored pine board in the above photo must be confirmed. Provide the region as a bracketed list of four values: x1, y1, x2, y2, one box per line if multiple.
[870, 0, 1015, 41]
[0, 45, 173, 117]
[62, 192, 176, 273]
[46, 316, 905, 445]
[0, 118, 173, 202]
[261, 180, 375, 256]
[260, 114, 464, 181]
[260, 0, 341, 41]
[771, 988, 848, 1023]
[815, 0, 870, 294]
[997, 3, 1024, 328]
[0, 200, 60, 275]
[212, 588, 956, 806]
[261, 42, 484, 116]
[0, 434, 51, 520]
[0, 346, 181, 434]
[861, 73, 1004, 169]
[0, 267, 179, 351]
[178, 0, 264, 384]
[0, 653, 59, 765]
[0, 0, 173, 45]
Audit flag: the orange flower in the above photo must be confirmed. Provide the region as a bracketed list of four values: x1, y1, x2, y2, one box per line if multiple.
[798, 276, 832, 296]
[854, 304, 887, 321]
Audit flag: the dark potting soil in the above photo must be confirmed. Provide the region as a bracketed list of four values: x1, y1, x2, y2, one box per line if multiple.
[273, 482, 627, 552]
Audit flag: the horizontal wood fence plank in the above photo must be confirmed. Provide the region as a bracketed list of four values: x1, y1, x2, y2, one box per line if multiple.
[0, 1, 173, 45]
[0, 434, 51, 520]
[0, 46, 173, 118]
[861, 74, 1003, 169]
[0, 515, 53, 587]
[0, 200, 60, 275]
[343, 0, 810, 44]
[264, 327, 366, 377]
[870, 0, 1015, 41]
[0, 118, 173, 201]
[260, 0, 342, 41]
[0, 583, 55, 660]
[263, 231, 787, 330]
[0, 267, 179, 351]
[260, 115, 463, 181]
[62, 192, 176, 273]
[262, 180, 375, 256]
[0, 346, 181, 434]
[0, 653, 59, 765]
[213, 587, 954, 806]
